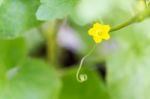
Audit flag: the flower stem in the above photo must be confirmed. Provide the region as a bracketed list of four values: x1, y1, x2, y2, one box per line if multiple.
[110, 3, 150, 32]
[110, 16, 137, 32]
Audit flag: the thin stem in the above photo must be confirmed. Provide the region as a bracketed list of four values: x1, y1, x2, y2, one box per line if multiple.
[110, 16, 137, 32]
[76, 44, 97, 82]
[110, 3, 150, 32]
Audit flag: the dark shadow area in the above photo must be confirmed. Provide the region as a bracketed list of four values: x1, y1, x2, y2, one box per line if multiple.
[59, 48, 78, 68]
[29, 43, 47, 58]
[96, 62, 106, 82]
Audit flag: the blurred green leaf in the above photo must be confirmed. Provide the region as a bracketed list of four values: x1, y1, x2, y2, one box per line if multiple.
[70, 0, 135, 25]
[107, 19, 150, 99]
[0, 0, 3, 6]
[0, 58, 61, 99]
[0, 0, 40, 38]
[36, 0, 79, 20]
[0, 37, 26, 70]
[59, 68, 109, 99]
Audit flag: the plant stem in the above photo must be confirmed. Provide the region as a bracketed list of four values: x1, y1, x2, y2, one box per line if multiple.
[110, 16, 137, 32]
[110, 3, 150, 32]
[46, 20, 60, 67]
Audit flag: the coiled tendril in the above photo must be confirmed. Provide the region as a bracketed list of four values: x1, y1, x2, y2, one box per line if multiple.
[76, 44, 97, 82]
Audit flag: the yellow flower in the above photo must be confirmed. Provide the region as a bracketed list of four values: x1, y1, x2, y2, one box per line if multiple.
[88, 22, 110, 43]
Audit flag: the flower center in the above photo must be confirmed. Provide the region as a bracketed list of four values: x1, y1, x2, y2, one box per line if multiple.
[96, 29, 102, 36]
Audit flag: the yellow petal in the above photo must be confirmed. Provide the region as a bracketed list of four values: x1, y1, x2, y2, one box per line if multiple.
[88, 28, 100, 36]
[101, 25, 110, 40]
[88, 28, 94, 36]
[88, 23, 111, 43]
[102, 33, 110, 40]
[103, 25, 110, 33]
[93, 36, 102, 43]
[93, 23, 103, 29]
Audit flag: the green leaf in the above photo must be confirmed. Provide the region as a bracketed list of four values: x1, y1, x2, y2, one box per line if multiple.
[0, 0, 40, 38]
[70, 0, 135, 25]
[59, 68, 109, 99]
[0, 58, 61, 99]
[36, 0, 79, 20]
[107, 20, 150, 99]
[107, 48, 150, 99]
[0, 0, 3, 6]
[0, 37, 26, 70]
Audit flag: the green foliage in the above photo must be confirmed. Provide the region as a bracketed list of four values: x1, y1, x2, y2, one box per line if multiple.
[0, 58, 61, 99]
[36, 0, 79, 20]
[0, 0, 3, 6]
[59, 68, 109, 99]
[107, 19, 150, 99]
[0, 37, 26, 70]
[0, 0, 150, 99]
[0, 0, 40, 38]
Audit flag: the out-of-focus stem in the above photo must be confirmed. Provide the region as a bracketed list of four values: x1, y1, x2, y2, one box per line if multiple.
[45, 20, 60, 67]
[110, 16, 137, 32]
[110, 4, 150, 32]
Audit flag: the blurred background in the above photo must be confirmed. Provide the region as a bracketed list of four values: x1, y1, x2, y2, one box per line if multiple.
[0, 0, 150, 99]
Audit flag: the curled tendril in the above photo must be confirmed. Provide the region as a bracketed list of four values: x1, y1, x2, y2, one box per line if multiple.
[76, 44, 97, 83]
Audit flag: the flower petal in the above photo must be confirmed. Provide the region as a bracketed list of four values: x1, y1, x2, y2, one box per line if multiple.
[88, 23, 111, 43]
[88, 28, 94, 36]
[103, 25, 110, 33]
[93, 36, 102, 43]
[102, 33, 110, 40]
[93, 23, 103, 29]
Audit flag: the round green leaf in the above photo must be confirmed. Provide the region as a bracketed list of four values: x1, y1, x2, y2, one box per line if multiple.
[0, 0, 40, 38]
[0, 58, 61, 99]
